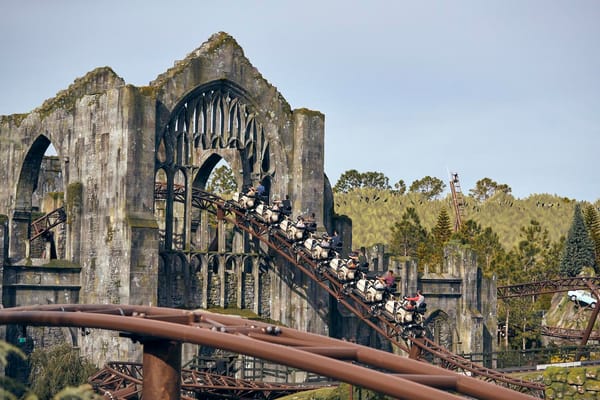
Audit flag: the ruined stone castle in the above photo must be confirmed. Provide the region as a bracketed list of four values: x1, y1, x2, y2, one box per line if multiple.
[0, 32, 496, 367]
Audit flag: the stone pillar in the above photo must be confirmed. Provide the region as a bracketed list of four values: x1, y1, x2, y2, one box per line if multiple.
[65, 182, 83, 264]
[0, 215, 7, 307]
[201, 255, 209, 309]
[292, 109, 325, 224]
[200, 210, 209, 251]
[9, 209, 30, 261]
[219, 256, 226, 307]
[236, 256, 243, 309]
[253, 257, 260, 314]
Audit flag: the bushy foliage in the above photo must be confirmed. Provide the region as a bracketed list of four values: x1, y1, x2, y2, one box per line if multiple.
[560, 204, 597, 276]
[28, 344, 98, 400]
[334, 188, 575, 253]
[408, 176, 446, 200]
[206, 165, 237, 195]
[469, 177, 512, 201]
[389, 207, 428, 258]
[333, 169, 391, 193]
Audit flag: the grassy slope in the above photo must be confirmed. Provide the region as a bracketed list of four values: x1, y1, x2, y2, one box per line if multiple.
[334, 189, 598, 251]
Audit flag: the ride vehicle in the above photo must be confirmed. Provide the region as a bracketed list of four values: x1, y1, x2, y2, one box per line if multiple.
[300, 235, 331, 260]
[232, 191, 257, 210]
[254, 203, 281, 224]
[324, 256, 357, 283]
[353, 272, 386, 303]
[277, 217, 307, 242]
[567, 290, 597, 308]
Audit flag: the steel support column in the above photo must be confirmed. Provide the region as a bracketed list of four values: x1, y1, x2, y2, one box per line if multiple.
[142, 339, 182, 400]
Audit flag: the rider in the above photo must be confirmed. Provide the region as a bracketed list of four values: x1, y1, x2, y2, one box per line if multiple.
[256, 182, 266, 203]
[405, 290, 424, 310]
[378, 270, 396, 294]
[330, 230, 342, 251]
[281, 195, 292, 216]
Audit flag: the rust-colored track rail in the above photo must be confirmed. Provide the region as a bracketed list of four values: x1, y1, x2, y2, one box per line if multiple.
[30, 206, 66, 241]
[541, 326, 600, 341]
[0, 304, 539, 400]
[498, 277, 600, 299]
[154, 185, 544, 396]
[90, 361, 329, 399]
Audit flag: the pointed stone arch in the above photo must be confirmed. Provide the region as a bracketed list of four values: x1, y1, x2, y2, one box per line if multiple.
[11, 134, 63, 260]
[424, 309, 455, 351]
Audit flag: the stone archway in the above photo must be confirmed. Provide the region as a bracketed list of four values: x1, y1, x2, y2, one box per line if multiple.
[11, 134, 63, 260]
[425, 310, 454, 351]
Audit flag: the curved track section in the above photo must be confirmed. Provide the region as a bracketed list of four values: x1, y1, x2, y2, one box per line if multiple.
[157, 186, 544, 396]
[498, 278, 600, 299]
[541, 326, 600, 341]
[89, 361, 329, 400]
[0, 304, 539, 400]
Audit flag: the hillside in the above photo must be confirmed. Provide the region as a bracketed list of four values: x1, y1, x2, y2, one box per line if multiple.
[334, 189, 598, 251]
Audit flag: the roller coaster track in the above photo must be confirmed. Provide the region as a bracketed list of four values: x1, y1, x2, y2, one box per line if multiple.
[497, 277, 600, 299]
[541, 326, 600, 341]
[89, 361, 329, 399]
[20, 185, 544, 395]
[0, 304, 539, 400]
[29, 206, 66, 241]
[154, 184, 544, 396]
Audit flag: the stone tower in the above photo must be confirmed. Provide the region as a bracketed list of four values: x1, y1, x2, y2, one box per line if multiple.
[0, 32, 347, 366]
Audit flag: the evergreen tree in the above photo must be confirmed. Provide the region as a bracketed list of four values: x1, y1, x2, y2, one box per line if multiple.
[472, 226, 505, 278]
[432, 207, 452, 245]
[560, 204, 596, 277]
[583, 204, 600, 271]
[516, 219, 551, 281]
[206, 165, 237, 195]
[426, 208, 453, 271]
[390, 207, 428, 258]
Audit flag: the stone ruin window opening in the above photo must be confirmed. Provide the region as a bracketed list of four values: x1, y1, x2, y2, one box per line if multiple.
[14, 136, 66, 261]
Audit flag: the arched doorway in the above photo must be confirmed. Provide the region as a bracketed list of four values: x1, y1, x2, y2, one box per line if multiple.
[12, 136, 65, 261]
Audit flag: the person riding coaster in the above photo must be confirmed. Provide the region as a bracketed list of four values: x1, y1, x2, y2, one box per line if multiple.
[379, 297, 424, 324]
[353, 271, 386, 304]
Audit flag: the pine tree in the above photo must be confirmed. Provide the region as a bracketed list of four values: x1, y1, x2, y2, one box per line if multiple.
[390, 207, 428, 258]
[432, 207, 452, 245]
[583, 204, 600, 272]
[560, 204, 596, 277]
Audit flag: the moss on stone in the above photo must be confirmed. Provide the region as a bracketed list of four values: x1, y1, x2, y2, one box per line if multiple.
[293, 107, 324, 118]
[41, 259, 80, 268]
[567, 368, 586, 385]
[47, 191, 64, 201]
[0, 113, 29, 127]
[126, 214, 158, 229]
[0, 214, 8, 225]
[36, 66, 124, 120]
[584, 378, 600, 391]
[66, 182, 83, 224]
[138, 85, 158, 99]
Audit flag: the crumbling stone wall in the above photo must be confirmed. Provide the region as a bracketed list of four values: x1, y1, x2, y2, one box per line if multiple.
[544, 366, 600, 399]
[0, 32, 345, 366]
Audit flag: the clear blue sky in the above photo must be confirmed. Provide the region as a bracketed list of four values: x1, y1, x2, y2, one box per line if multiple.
[1, 1, 598, 202]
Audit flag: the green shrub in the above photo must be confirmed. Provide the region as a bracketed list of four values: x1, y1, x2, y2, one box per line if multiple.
[28, 344, 98, 400]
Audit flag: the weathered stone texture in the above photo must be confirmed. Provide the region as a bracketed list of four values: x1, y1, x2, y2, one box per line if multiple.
[0, 31, 496, 370]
